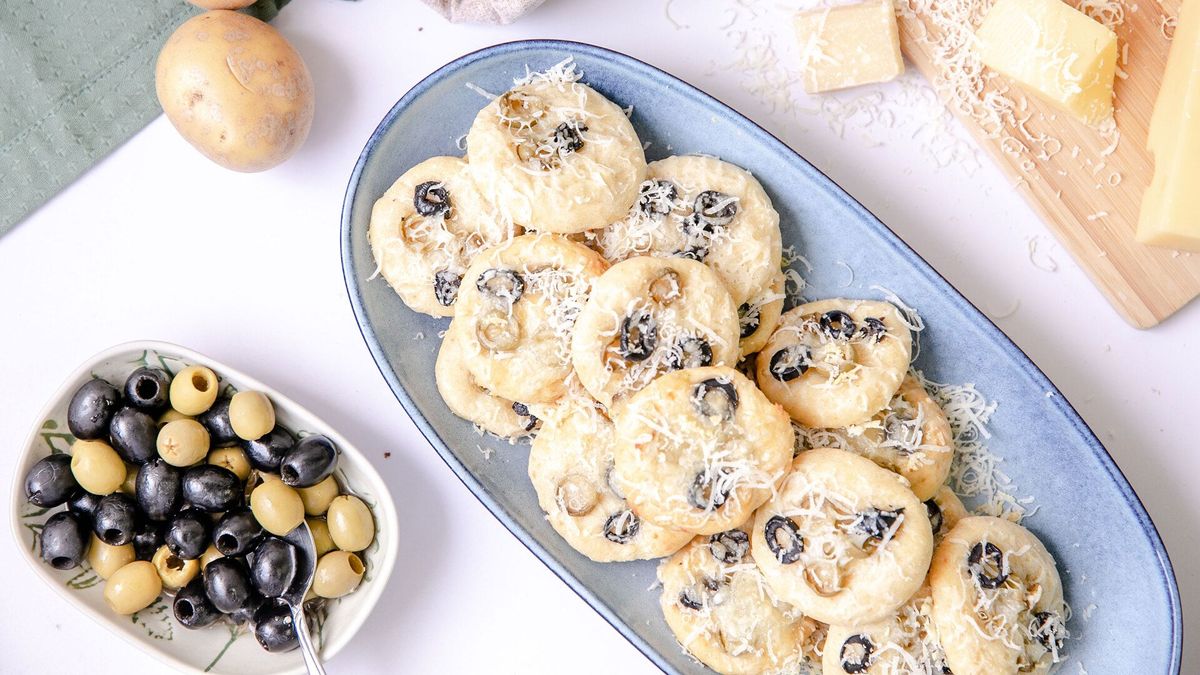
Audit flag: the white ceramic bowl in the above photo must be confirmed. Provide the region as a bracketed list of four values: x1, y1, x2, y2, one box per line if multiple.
[9, 341, 397, 675]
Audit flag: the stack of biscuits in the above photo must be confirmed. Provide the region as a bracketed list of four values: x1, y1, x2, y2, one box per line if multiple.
[369, 60, 1068, 675]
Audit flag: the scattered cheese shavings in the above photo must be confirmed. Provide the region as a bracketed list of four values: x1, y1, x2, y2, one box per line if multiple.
[464, 82, 497, 100]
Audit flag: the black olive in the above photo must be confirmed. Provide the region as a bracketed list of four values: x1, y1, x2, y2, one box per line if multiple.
[67, 379, 121, 440]
[413, 180, 452, 217]
[637, 179, 678, 218]
[692, 378, 738, 423]
[603, 510, 640, 544]
[665, 337, 712, 370]
[228, 596, 264, 626]
[679, 212, 715, 238]
[552, 121, 587, 154]
[24, 454, 79, 508]
[250, 537, 298, 598]
[475, 268, 524, 303]
[280, 435, 339, 488]
[204, 556, 257, 614]
[40, 511, 90, 570]
[618, 310, 657, 361]
[738, 303, 761, 339]
[183, 465, 243, 512]
[858, 317, 887, 343]
[678, 588, 705, 611]
[853, 507, 904, 539]
[93, 493, 140, 546]
[136, 459, 183, 521]
[693, 190, 738, 227]
[132, 521, 166, 561]
[174, 579, 222, 629]
[433, 269, 461, 307]
[167, 508, 212, 560]
[840, 634, 875, 673]
[764, 515, 804, 564]
[67, 490, 103, 521]
[674, 241, 710, 262]
[1031, 611, 1065, 652]
[123, 367, 171, 413]
[820, 310, 857, 340]
[242, 426, 296, 472]
[768, 345, 810, 382]
[968, 541, 1008, 589]
[214, 509, 265, 557]
[925, 499, 944, 534]
[197, 396, 239, 447]
[687, 467, 734, 511]
[709, 529, 750, 564]
[679, 576, 724, 611]
[511, 402, 540, 433]
[109, 407, 158, 465]
[254, 597, 300, 652]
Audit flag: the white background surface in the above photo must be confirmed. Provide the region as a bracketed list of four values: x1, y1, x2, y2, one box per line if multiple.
[1, 0, 1195, 673]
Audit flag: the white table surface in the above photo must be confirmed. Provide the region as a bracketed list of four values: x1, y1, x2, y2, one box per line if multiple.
[1, 0, 1196, 672]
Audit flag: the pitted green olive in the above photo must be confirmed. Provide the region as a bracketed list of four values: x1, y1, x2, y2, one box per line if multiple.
[104, 560, 163, 615]
[157, 419, 210, 467]
[250, 479, 304, 536]
[326, 495, 375, 552]
[70, 440, 127, 495]
[297, 476, 339, 516]
[312, 550, 364, 598]
[87, 535, 135, 579]
[170, 366, 219, 416]
[229, 391, 275, 441]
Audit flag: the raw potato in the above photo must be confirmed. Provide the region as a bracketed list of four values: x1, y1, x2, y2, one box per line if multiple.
[156, 11, 314, 172]
[188, 0, 257, 8]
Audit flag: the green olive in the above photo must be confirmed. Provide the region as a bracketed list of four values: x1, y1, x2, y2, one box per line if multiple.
[104, 560, 163, 615]
[208, 446, 252, 481]
[312, 550, 364, 598]
[250, 478, 305, 536]
[86, 535, 135, 580]
[170, 366, 219, 415]
[229, 390, 275, 441]
[70, 440, 126, 495]
[307, 518, 335, 557]
[200, 544, 224, 570]
[327, 494, 375, 552]
[157, 419, 210, 467]
[118, 463, 139, 495]
[157, 408, 193, 427]
[297, 476, 339, 516]
[152, 544, 200, 590]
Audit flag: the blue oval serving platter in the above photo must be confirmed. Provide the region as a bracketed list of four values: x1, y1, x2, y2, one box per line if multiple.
[340, 40, 1181, 674]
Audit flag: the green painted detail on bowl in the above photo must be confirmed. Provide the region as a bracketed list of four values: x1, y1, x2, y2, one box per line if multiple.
[204, 622, 246, 672]
[132, 598, 174, 641]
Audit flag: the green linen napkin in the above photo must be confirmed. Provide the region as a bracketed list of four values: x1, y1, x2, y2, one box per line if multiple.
[0, 0, 295, 236]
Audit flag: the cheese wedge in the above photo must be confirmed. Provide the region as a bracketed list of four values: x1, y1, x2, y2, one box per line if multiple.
[793, 0, 905, 94]
[976, 0, 1118, 125]
[1137, 0, 1200, 251]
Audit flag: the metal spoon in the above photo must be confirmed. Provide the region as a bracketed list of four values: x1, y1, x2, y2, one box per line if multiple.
[282, 521, 325, 675]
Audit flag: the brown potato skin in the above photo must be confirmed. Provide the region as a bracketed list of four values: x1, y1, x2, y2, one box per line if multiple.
[187, 0, 257, 8]
[156, 11, 314, 172]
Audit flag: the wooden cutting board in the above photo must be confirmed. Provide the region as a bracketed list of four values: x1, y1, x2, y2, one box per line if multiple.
[897, 0, 1199, 328]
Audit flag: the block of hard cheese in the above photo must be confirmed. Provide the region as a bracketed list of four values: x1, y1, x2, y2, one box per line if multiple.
[793, 0, 905, 94]
[976, 0, 1118, 125]
[1137, 0, 1200, 251]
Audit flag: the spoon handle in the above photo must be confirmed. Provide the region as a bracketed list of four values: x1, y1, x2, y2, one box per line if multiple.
[291, 603, 327, 675]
